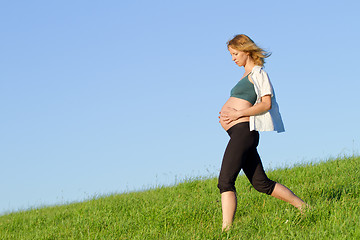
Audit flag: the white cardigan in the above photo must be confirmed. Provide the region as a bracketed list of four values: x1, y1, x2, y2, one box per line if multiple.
[249, 66, 285, 133]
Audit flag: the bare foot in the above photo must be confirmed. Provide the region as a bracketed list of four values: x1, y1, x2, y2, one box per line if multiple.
[222, 223, 232, 232]
[299, 203, 311, 215]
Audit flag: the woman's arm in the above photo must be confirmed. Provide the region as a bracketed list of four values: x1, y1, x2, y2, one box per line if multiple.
[220, 95, 272, 124]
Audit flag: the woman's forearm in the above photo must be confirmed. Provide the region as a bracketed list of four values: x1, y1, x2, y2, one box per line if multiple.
[238, 98, 271, 118]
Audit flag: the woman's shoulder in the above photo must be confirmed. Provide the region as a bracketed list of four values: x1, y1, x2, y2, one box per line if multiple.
[250, 66, 270, 83]
[251, 65, 267, 74]
[252, 65, 262, 72]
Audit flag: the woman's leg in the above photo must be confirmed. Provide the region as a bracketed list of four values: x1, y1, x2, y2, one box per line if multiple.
[242, 145, 306, 210]
[221, 191, 237, 231]
[271, 183, 306, 210]
[218, 123, 255, 230]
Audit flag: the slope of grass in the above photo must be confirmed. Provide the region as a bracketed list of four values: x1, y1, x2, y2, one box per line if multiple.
[1, 156, 360, 239]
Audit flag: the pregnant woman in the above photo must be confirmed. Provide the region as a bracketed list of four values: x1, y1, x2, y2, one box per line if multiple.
[218, 34, 306, 231]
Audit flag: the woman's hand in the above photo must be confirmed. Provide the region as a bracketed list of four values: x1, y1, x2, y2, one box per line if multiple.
[219, 107, 243, 124]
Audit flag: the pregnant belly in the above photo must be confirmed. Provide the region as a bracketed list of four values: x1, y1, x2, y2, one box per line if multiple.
[220, 97, 253, 131]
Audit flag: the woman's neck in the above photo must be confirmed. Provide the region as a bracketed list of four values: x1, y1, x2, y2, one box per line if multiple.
[244, 63, 255, 74]
[244, 58, 256, 74]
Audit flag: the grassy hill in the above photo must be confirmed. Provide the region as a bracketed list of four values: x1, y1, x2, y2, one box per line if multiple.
[1, 156, 360, 239]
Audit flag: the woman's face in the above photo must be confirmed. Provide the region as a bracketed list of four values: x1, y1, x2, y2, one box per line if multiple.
[228, 46, 248, 67]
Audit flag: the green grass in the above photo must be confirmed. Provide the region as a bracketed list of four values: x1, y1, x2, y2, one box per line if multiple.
[1, 156, 360, 239]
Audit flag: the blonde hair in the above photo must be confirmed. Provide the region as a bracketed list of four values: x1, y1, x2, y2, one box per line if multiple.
[227, 34, 271, 66]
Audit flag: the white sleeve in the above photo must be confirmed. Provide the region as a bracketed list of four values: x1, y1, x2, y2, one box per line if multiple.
[256, 69, 273, 97]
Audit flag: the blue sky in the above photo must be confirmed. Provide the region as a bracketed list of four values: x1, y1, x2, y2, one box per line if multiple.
[1, 0, 359, 214]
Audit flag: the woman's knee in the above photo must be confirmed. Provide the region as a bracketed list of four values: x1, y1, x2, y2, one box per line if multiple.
[217, 180, 236, 194]
[252, 180, 276, 195]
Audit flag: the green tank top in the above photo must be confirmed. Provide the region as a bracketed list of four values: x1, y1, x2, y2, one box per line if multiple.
[230, 74, 257, 104]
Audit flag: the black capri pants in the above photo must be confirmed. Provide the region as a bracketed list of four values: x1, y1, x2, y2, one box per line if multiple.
[217, 122, 276, 195]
